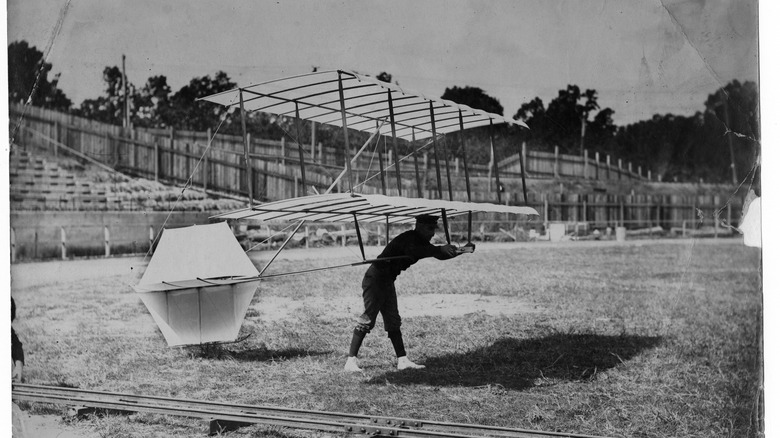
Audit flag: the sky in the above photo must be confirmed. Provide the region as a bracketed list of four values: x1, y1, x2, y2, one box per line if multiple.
[5, 0, 760, 127]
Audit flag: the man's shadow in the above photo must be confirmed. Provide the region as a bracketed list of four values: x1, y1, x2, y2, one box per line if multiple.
[368, 333, 662, 390]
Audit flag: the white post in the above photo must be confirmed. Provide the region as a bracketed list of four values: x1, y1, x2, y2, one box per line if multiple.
[305, 226, 310, 249]
[341, 224, 346, 247]
[149, 226, 155, 253]
[595, 151, 600, 180]
[104, 226, 110, 257]
[61, 227, 67, 260]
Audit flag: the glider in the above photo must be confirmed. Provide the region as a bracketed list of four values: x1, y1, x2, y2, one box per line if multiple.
[136, 70, 539, 347]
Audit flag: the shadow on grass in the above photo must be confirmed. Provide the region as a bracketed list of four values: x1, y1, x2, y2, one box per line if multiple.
[189, 344, 331, 362]
[368, 333, 662, 390]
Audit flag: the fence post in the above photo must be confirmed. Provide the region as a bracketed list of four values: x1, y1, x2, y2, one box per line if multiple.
[53, 121, 59, 157]
[61, 227, 67, 260]
[341, 224, 347, 247]
[583, 149, 588, 178]
[185, 143, 191, 180]
[203, 153, 209, 191]
[618, 158, 622, 181]
[10, 228, 16, 264]
[104, 226, 111, 257]
[595, 152, 600, 180]
[554, 146, 560, 178]
[149, 226, 155, 253]
[305, 226, 310, 249]
[154, 141, 159, 182]
[583, 198, 588, 225]
[280, 137, 286, 166]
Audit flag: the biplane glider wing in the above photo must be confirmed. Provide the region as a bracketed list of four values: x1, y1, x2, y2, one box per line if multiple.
[211, 193, 538, 224]
[135, 222, 260, 347]
[198, 69, 527, 141]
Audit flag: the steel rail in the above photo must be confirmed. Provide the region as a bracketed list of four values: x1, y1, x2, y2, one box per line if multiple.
[13, 384, 610, 438]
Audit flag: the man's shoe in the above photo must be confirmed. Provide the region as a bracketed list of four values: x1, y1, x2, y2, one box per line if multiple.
[397, 356, 425, 370]
[344, 356, 362, 372]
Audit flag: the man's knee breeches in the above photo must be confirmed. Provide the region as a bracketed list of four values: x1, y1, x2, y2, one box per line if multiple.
[354, 271, 401, 333]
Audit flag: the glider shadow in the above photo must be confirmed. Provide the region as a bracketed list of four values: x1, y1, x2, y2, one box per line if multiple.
[367, 333, 662, 390]
[190, 345, 330, 362]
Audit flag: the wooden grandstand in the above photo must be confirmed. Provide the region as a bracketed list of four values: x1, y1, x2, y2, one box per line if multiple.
[9, 147, 244, 212]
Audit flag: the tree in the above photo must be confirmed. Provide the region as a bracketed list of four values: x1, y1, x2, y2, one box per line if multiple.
[703, 80, 760, 183]
[162, 71, 237, 131]
[513, 85, 615, 157]
[74, 66, 127, 124]
[133, 75, 172, 128]
[441, 85, 503, 115]
[8, 40, 71, 110]
[613, 80, 759, 183]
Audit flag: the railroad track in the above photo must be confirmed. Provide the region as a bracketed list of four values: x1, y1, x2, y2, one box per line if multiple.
[13, 384, 610, 438]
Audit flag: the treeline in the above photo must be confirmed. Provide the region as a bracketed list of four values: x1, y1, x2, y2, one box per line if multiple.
[8, 40, 759, 184]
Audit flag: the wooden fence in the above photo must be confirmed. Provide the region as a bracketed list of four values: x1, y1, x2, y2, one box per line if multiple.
[9, 103, 741, 231]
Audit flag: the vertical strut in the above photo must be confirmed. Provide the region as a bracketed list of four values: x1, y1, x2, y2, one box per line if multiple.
[378, 134, 387, 195]
[294, 102, 307, 196]
[489, 120, 502, 204]
[440, 208, 451, 244]
[239, 89, 253, 208]
[458, 110, 472, 241]
[518, 142, 529, 205]
[458, 110, 472, 202]
[429, 102, 443, 199]
[353, 213, 365, 261]
[337, 71, 354, 193]
[412, 128, 423, 198]
[387, 90, 403, 196]
[441, 136, 454, 201]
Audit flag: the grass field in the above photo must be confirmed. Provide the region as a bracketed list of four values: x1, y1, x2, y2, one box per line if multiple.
[11, 238, 762, 438]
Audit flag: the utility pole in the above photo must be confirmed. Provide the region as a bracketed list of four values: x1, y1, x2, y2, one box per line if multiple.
[122, 54, 129, 129]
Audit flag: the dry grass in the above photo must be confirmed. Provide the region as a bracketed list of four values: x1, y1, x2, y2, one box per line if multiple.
[11, 239, 762, 438]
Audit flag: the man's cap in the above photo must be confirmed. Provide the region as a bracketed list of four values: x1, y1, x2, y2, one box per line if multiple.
[415, 214, 439, 225]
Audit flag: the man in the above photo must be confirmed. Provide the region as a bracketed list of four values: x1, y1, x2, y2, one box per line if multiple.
[11, 297, 24, 383]
[344, 214, 472, 372]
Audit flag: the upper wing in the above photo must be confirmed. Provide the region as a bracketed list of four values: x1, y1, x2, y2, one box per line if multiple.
[210, 193, 538, 224]
[198, 70, 527, 141]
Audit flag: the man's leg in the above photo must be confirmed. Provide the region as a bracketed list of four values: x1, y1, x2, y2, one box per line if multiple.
[381, 285, 425, 370]
[345, 269, 384, 372]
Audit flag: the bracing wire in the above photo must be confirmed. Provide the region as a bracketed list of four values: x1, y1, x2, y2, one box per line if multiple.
[141, 108, 232, 265]
[243, 221, 302, 253]
[351, 135, 439, 191]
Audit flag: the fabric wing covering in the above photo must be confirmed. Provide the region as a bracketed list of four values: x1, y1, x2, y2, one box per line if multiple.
[211, 193, 539, 224]
[135, 222, 260, 347]
[197, 69, 527, 141]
